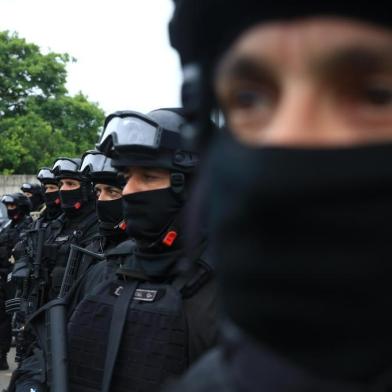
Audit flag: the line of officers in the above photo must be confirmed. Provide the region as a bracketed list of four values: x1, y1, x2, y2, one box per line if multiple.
[0, 108, 217, 392]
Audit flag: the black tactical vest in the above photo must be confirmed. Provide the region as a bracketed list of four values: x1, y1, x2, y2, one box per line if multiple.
[43, 211, 99, 299]
[67, 269, 209, 392]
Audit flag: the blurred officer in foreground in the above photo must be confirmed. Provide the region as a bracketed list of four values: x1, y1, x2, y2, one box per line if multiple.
[0, 193, 31, 370]
[168, 2, 392, 390]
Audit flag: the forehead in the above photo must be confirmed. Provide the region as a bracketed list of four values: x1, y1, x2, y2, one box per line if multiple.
[218, 18, 392, 75]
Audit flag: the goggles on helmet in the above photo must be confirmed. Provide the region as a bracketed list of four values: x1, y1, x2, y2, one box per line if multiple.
[52, 158, 80, 178]
[37, 168, 56, 182]
[97, 111, 181, 155]
[80, 151, 116, 175]
[1, 195, 16, 204]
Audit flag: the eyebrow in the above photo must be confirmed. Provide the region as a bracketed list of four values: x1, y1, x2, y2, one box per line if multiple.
[215, 44, 392, 86]
[215, 55, 276, 85]
[313, 46, 392, 80]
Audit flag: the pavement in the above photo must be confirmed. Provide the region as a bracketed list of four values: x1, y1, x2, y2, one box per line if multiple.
[0, 348, 16, 391]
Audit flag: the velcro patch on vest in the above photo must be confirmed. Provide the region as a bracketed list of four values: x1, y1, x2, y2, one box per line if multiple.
[134, 289, 158, 302]
[55, 235, 69, 242]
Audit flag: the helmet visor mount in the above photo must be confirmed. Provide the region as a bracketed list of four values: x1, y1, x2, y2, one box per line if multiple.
[97, 113, 181, 155]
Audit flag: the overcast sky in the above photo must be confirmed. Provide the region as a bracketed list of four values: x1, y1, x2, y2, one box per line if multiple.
[0, 0, 182, 115]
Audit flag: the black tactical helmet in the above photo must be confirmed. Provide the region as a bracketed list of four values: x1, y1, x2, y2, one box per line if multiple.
[170, 1, 391, 66]
[80, 150, 125, 188]
[96, 108, 199, 174]
[20, 183, 42, 195]
[1, 192, 32, 215]
[36, 167, 58, 185]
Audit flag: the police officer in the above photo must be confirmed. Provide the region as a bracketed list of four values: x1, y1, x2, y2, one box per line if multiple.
[80, 150, 127, 248]
[62, 108, 216, 392]
[20, 183, 45, 219]
[167, 2, 392, 391]
[36, 168, 63, 222]
[65, 150, 129, 290]
[43, 157, 100, 300]
[0, 193, 32, 370]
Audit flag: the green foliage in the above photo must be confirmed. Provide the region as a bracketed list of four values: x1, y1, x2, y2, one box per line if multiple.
[0, 31, 105, 174]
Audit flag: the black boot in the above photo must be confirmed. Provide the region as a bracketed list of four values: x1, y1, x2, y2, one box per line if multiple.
[0, 351, 9, 370]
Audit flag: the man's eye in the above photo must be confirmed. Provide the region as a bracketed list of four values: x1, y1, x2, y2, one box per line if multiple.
[224, 86, 274, 113]
[144, 175, 158, 181]
[362, 85, 392, 106]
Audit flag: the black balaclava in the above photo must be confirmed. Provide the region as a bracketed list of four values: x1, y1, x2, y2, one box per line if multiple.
[7, 208, 20, 221]
[43, 190, 62, 218]
[170, 1, 391, 66]
[171, 1, 392, 383]
[206, 134, 392, 383]
[96, 197, 126, 238]
[59, 181, 94, 218]
[122, 187, 184, 244]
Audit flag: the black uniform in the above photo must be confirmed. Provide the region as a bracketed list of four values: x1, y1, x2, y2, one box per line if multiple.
[43, 205, 99, 300]
[66, 238, 216, 392]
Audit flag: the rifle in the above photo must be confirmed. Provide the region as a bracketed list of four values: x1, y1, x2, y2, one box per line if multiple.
[6, 225, 48, 361]
[47, 243, 104, 392]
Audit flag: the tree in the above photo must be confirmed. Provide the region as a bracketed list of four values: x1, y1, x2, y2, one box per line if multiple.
[0, 31, 105, 174]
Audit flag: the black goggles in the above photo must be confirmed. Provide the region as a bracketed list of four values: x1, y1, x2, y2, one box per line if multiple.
[1, 195, 16, 204]
[52, 158, 79, 176]
[80, 151, 117, 176]
[37, 168, 56, 182]
[97, 111, 181, 154]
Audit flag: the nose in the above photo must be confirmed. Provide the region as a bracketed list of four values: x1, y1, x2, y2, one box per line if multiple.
[122, 177, 140, 196]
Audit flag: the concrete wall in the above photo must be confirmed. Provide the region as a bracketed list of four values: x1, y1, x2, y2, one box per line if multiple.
[0, 175, 39, 196]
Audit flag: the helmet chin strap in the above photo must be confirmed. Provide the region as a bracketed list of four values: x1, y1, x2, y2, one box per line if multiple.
[170, 172, 186, 198]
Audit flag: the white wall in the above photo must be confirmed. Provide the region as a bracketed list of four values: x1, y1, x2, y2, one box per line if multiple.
[0, 175, 39, 196]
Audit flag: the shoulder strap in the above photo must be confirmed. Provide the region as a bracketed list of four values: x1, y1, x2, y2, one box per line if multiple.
[48, 214, 66, 241]
[71, 212, 99, 245]
[101, 280, 139, 392]
[172, 248, 215, 298]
